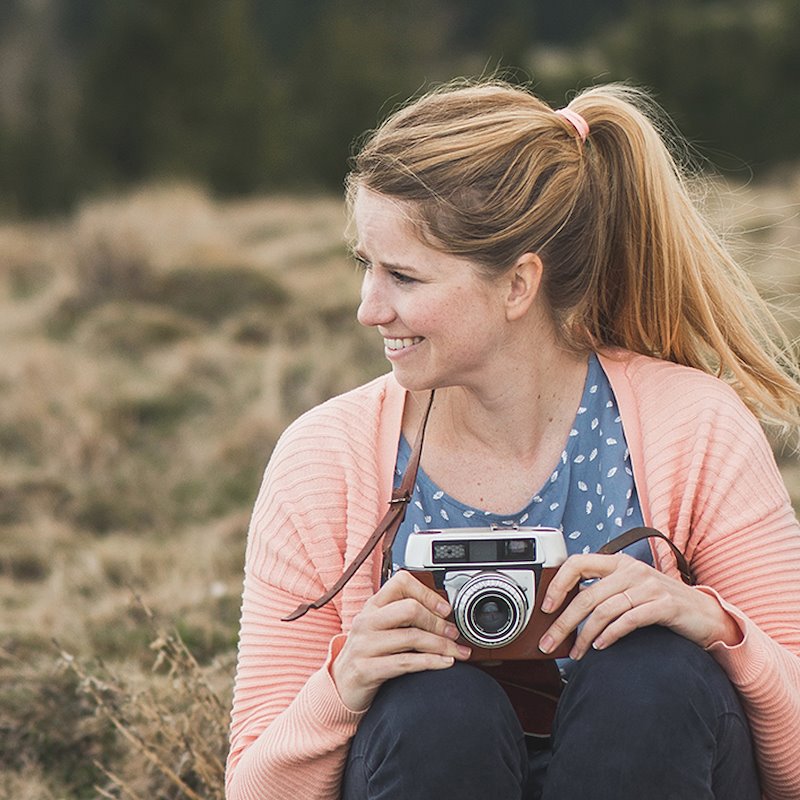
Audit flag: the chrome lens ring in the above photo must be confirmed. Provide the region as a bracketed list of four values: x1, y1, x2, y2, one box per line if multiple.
[453, 572, 528, 648]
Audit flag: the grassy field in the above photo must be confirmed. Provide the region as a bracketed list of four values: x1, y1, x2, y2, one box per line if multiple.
[1, 175, 799, 798]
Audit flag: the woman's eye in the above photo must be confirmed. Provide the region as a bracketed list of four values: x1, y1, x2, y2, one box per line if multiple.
[353, 255, 416, 285]
[390, 271, 416, 285]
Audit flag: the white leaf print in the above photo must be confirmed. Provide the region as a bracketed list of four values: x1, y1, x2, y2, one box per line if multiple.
[596, 522, 604, 530]
[589, 384, 598, 393]
[589, 448, 598, 461]
[578, 481, 588, 491]
[432, 490, 445, 500]
[606, 438, 618, 446]
[574, 454, 585, 464]
[424, 515, 432, 523]
[591, 418, 599, 430]
[568, 530, 582, 539]
[440, 508, 449, 521]
[607, 505, 614, 517]
[577, 406, 587, 414]
[463, 509, 475, 518]
[607, 467, 618, 478]
[585, 500, 592, 514]
[549, 502, 559, 511]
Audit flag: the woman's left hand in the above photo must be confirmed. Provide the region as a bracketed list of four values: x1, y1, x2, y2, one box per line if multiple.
[537, 553, 743, 660]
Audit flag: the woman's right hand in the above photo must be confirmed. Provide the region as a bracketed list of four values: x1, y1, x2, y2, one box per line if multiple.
[330, 570, 472, 712]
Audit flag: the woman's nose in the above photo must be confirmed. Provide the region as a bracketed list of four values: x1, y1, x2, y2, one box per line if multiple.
[357, 273, 395, 328]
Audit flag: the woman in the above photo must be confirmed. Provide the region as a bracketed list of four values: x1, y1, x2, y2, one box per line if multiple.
[225, 81, 800, 799]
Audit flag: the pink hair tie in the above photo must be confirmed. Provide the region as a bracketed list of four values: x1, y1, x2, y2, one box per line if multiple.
[555, 108, 590, 143]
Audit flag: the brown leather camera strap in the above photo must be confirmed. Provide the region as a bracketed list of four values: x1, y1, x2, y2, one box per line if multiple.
[282, 390, 436, 622]
[597, 526, 694, 585]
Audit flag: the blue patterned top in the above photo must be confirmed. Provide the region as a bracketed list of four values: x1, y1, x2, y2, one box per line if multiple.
[391, 353, 650, 570]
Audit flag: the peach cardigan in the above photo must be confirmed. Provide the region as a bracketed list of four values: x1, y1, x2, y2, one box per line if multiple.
[226, 350, 800, 800]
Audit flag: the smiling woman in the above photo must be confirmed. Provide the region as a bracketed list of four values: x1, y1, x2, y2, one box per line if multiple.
[225, 80, 800, 800]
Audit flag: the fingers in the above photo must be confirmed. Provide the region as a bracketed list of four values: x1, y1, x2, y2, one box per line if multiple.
[366, 570, 456, 640]
[540, 553, 617, 613]
[373, 569, 451, 617]
[538, 554, 661, 659]
[565, 588, 651, 659]
[332, 571, 470, 711]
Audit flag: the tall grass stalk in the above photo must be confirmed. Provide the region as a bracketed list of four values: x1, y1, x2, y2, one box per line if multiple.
[58, 598, 229, 800]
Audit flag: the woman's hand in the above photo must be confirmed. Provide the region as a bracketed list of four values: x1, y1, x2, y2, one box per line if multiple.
[537, 553, 743, 661]
[331, 570, 472, 712]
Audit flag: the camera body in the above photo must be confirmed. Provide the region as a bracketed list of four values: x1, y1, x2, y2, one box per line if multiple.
[404, 526, 577, 661]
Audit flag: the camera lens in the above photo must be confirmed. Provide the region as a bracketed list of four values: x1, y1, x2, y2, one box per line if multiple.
[472, 596, 510, 634]
[453, 572, 529, 648]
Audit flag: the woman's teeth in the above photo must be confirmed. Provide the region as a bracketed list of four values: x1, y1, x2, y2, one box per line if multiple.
[384, 337, 423, 351]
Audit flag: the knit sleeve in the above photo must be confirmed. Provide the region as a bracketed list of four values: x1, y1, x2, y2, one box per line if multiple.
[225, 571, 364, 800]
[641, 367, 800, 800]
[225, 408, 373, 800]
[686, 395, 800, 800]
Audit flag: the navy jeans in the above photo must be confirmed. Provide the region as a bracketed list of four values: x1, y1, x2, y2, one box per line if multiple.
[341, 626, 760, 799]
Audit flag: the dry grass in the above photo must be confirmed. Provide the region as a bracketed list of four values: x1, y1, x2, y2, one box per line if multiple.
[0, 175, 798, 798]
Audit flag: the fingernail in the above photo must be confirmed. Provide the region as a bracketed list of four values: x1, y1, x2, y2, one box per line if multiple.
[592, 638, 606, 651]
[444, 623, 459, 639]
[539, 635, 554, 654]
[540, 597, 554, 614]
[569, 645, 581, 661]
[437, 601, 451, 616]
[456, 644, 472, 658]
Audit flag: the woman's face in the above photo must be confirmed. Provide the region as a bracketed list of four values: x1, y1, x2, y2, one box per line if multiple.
[353, 188, 511, 392]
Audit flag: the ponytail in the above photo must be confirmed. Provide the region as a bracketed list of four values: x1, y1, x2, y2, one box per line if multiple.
[566, 84, 800, 433]
[350, 79, 800, 434]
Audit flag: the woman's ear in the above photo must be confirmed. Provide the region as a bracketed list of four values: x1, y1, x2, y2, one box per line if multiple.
[504, 252, 543, 321]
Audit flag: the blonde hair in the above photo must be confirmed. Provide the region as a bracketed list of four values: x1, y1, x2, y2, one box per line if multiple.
[348, 79, 800, 435]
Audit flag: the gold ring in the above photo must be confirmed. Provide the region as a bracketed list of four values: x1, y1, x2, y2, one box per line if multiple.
[622, 590, 635, 610]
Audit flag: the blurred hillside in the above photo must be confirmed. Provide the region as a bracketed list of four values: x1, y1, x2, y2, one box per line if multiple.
[1, 0, 799, 216]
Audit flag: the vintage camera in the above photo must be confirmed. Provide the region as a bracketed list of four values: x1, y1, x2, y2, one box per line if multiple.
[404, 526, 577, 661]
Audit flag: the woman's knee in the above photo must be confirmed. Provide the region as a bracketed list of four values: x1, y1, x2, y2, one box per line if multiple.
[567, 626, 730, 712]
[344, 664, 528, 800]
[554, 625, 750, 745]
[360, 662, 520, 738]
[545, 627, 759, 799]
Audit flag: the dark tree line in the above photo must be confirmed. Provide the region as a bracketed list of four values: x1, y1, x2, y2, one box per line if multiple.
[0, 0, 797, 217]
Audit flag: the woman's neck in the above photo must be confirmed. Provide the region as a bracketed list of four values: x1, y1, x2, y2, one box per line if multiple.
[401, 343, 589, 515]
[441, 347, 587, 458]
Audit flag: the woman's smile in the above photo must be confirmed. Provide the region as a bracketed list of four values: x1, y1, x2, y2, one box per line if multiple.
[383, 336, 425, 356]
